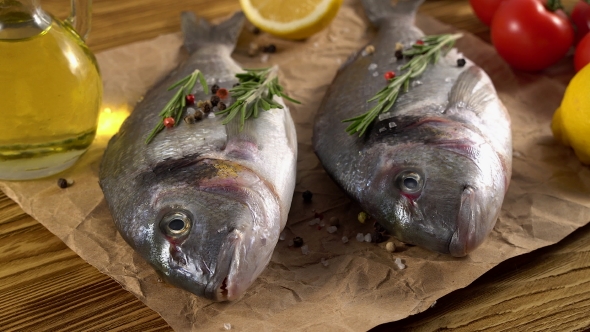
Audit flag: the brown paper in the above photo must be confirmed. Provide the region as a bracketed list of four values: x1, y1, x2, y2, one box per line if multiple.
[2, 1, 590, 331]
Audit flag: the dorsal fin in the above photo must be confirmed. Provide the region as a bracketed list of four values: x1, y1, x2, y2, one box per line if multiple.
[181, 11, 245, 54]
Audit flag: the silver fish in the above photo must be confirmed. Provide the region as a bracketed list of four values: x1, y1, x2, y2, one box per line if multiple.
[313, 0, 511, 257]
[99, 12, 297, 301]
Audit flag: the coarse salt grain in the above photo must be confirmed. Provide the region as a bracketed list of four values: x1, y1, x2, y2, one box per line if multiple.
[327, 226, 338, 234]
[288, 239, 294, 247]
[186, 107, 196, 115]
[321, 258, 329, 267]
[356, 233, 364, 242]
[364, 233, 372, 242]
[308, 218, 320, 226]
[261, 54, 269, 63]
[342, 236, 349, 244]
[301, 244, 309, 255]
[279, 232, 286, 241]
[224, 323, 232, 330]
[394, 257, 406, 270]
[368, 63, 378, 71]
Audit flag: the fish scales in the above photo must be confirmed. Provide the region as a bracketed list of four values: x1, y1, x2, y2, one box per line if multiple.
[313, 0, 511, 256]
[99, 12, 297, 301]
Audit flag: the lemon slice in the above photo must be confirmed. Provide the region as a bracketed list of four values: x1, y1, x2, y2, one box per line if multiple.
[240, 0, 343, 40]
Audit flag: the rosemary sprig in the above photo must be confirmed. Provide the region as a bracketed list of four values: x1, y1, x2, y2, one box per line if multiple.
[343, 33, 463, 137]
[145, 69, 208, 144]
[215, 65, 300, 129]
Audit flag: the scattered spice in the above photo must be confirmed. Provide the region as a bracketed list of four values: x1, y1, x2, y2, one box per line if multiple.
[342, 236, 349, 244]
[457, 58, 466, 67]
[314, 211, 324, 220]
[163, 117, 175, 128]
[385, 242, 396, 253]
[394, 49, 404, 60]
[416, 40, 424, 45]
[194, 109, 205, 121]
[232, 82, 240, 87]
[262, 44, 277, 53]
[358, 211, 368, 224]
[372, 231, 385, 243]
[185, 94, 195, 105]
[293, 236, 304, 248]
[320, 257, 329, 266]
[395, 42, 404, 51]
[216, 88, 229, 99]
[184, 114, 197, 124]
[57, 178, 68, 189]
[202, 101, 212, 113]
[302, 190, 313, 203]
[301, 244, 309, 255]
[252, 26, 261, 35]
[326, 226, 338, 234]
[248, 42, 260, 57]
[363, 44, 375, 56]
[210, 95, 220, 107]
[217, 102, 227, 111]
[373, 222, 386, 233]
[364, 233, 372, 242]
[394, 257, 406, 270]
[308, 218, 320, 226]
[224, 322, 232, 330]
[356, 233, 364, 242]
[211, 84, 220, 95]
[384, 71, 396, 80]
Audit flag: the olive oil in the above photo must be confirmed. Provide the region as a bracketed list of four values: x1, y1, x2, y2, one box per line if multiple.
[0, 12, 102, 180]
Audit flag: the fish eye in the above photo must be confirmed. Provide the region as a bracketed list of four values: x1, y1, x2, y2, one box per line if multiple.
[160, 211, 192, 237]
[398, 171, 423, 194]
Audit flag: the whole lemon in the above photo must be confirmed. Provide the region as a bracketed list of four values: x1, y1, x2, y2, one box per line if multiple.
[551, 64, 590, 164]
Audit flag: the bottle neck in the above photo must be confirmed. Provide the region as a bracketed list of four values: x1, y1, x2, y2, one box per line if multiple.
[0, 0, 52, 40]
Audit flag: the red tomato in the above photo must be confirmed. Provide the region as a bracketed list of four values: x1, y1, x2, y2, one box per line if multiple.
[572, 0, 590, 44]
[574, 33, 590, 71]
[491, 0, 574, 72]
[469, 0, 505, 26]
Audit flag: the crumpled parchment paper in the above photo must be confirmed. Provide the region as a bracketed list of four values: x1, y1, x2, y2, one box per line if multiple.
[2, 1, 590, 331]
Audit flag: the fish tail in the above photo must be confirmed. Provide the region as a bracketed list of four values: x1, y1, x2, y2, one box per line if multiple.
[181, 11, 245, 54]
[361, 0, 425, 27]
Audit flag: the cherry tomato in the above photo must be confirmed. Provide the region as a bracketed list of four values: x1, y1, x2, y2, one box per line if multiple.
[469, 0, 505, 26]
[572, 0, 590, 44]
[491, 0, 574, 72]
[574, 33, 590, 71]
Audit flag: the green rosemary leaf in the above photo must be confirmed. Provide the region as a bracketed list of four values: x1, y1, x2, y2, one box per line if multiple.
[146, 69, 208, 144]
[342, 33, 463, 137]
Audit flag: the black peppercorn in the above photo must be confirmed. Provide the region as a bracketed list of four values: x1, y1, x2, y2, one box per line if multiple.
[372, 231, 385, 243]
[262, 44, 277, 53]
[217, 102, 227, 111]
[203, 101, 212, 113]
[211, 84, 220, 94]
[293, 237, 304, 248]
[184, 114, 196, 124]
[373, 222, 386, 233]
[394, 50, 403, 60]
[210, 95, 220, 107]
[233, 82, 241, 87]
[302, 190, 313, 203]
[252, 26, 261, 35]
[457, 58, 466, 67]
[194, 109, 205, 120]
[57, 178, 68, 189]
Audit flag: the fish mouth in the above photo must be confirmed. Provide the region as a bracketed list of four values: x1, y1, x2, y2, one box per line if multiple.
[449, 185, 483, 257]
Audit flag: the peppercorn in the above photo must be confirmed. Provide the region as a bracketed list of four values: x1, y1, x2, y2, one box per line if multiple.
[233, 82, 241, 87]
[373, 222, 386, 233]
[57, 178, 68, 189]
[372, 231, 385, 243]
[262, 44, 277, 53]
[210, 95, 220, 107]
[216, 88, 229, 99]
[185, 94, 195, 105]
[211, 84, 220, 94]
[252, 26, 261, 35]
[202, 101, 212, 113]
[184, 114, 196, 124]
[302, 190, 313, 203]
[217, 102, 227, 111]
[384, 71, 396, 80]
[457, 58, 466, 67]
[416, 40, 424, 45]
[163, 117, 175, 128]
[293, 237, 304, 248]
[194, 109, 205, 121]
[395, 50, 403, 60]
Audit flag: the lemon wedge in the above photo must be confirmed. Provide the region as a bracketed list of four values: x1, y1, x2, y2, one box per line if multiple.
[240, 0, 343, 40]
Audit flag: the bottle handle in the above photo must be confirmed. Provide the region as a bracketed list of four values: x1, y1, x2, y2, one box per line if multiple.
[66, 0, 92, 40]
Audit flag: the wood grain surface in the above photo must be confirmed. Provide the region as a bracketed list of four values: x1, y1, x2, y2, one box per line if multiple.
[1, 0, 587, 331]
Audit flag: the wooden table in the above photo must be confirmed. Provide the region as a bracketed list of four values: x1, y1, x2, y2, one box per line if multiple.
[2, 0, 588, 331]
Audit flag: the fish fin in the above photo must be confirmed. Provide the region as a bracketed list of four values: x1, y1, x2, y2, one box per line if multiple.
[181, 11, 245, 54]
[361, 0, 425, 27]
[447, 66, 495, 114]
